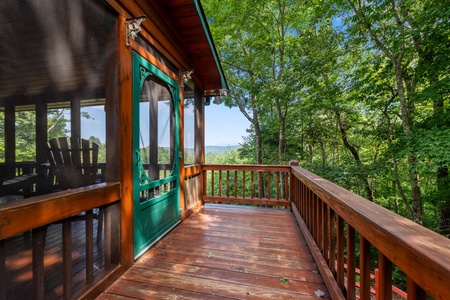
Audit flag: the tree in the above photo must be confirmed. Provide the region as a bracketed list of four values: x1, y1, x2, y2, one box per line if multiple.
[204, 0, 450, 232]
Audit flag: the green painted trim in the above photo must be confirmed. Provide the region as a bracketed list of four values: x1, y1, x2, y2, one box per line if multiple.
[194, 0, 229, 90]
[132, 51, 181, 259]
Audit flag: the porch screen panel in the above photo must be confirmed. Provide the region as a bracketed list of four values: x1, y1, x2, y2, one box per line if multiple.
[140, 76, 175, 183]
[0, 0, 117, 190]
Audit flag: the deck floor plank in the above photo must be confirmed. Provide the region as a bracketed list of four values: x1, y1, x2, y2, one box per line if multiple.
[98, 204, 329, 299]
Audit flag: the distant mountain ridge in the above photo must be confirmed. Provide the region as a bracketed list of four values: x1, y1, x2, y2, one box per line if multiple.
[205, 145, 241, 153]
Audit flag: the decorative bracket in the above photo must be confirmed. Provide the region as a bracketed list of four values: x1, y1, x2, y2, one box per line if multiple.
[125, 15, 146, 47]
[181, 69, 194, 87]
[219, 89, 228, 97]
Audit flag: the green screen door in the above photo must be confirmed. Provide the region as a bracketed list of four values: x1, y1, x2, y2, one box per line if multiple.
[132, 51, 180, 259]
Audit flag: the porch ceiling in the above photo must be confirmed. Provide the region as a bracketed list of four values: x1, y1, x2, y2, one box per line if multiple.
[161, 0, 228, 95]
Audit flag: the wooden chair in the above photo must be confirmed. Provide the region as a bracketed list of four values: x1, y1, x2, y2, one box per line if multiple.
[47, 137, 99, 190]
[46, 137, 103, 242]
[0, 162, 39, 198]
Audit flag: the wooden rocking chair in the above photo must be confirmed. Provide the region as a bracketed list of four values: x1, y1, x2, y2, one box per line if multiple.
[46, 137, 103, 242]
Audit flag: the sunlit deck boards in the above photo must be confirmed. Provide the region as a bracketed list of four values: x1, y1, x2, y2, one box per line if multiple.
[98, 204, 329, 299]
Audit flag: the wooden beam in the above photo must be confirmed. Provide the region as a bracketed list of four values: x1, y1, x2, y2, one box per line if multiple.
[117, 14, 134, 267]
[179, 82, 186, 217]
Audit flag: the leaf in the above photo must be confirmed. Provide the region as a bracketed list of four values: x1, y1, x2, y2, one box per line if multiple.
[315, 290, 325, 297]
[279, 276, 289, 285]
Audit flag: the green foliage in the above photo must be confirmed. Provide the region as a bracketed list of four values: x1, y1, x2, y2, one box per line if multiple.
[0, 108, 107, 163]
[203, 0, 450, 233]
[206, 148, 251, 164]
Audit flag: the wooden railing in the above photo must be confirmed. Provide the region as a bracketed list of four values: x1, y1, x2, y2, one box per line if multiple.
[200, 162, 450, 299]
[0, 183, 121, 300]
[184, 165, 203, 212]
[290, 162, 450, 300]
[202, 164, 291, 207]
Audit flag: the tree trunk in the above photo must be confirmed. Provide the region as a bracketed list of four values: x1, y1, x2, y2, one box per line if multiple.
[393, 61, 423, 224]
[382, 106, 414, 219]
[433, 85, 450, 236]
[278, 117, 286, 163]
[336, 111, 374, 201]
[253, 109, 263, 165]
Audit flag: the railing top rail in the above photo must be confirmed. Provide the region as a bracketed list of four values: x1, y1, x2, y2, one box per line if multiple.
[203, 164, 290, 172]
[0, 182, 121, 240]
[291, 165, 450, 298]
[184, 164, 202, 178]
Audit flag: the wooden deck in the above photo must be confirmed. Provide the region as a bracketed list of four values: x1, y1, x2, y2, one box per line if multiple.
[98, 204, 329, 299]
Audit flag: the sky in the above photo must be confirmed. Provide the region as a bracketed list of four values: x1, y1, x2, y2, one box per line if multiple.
[80, 103, 250, 147]
[204, 104, 249, 146]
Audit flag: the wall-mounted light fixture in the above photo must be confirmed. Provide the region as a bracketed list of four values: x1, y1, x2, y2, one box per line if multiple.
[125, 15, 146, 47]
[181, 70, 194, 87]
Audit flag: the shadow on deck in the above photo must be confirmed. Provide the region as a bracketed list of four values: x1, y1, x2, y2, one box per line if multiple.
[98, 204, 329, 299]
[2, 214, 104, 299]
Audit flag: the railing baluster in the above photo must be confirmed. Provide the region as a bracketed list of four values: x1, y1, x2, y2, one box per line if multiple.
[322, 201, 328, 261]
[309, 189, 314, 232]
[203, 170, 207, 196]
[337, 216, 345, 293]
[234, 170, 238, 198]
[251, 171, 255, 198]
[290, 171, 296, 206]
[276, 172, 280, 200]
[243, 171, 246, 198]
[346, 224, 356, 300]
[329, 208, 336, 277]
[314, 194, 320, 244]
[359, 236, 371, 300]
[307, 188, 312, 230]
[63, 219, 72, 299]
[407, 277, 426, 300]
[377, 253, 393, 300]
[302, 182, 306, 219]
[267, 172, 271, 199]
[258, 172, 263, 199]
[32, 227, 46, 300]
[311, 193, 316, 240]
[304, 187, 308, 227]
[318, 196, 323, 252]
[86, 210, 94, 284]
[219, 170, 222, 197]
[211, 170, 215, 197]
[226, 170, 230, 197]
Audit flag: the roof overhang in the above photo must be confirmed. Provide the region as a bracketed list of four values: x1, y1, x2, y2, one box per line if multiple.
[163, 0, 228, 96]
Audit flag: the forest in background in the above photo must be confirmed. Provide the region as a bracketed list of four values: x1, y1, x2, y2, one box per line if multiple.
[202, 0, 450, 236]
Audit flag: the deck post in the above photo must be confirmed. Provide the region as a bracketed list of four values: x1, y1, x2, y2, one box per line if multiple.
[289, 160, 299, 211]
